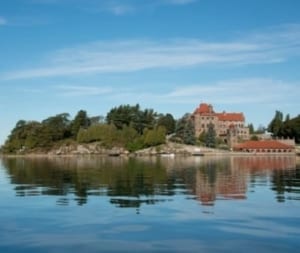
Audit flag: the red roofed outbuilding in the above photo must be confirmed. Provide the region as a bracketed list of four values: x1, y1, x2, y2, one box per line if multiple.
[233, 140, 295, 153]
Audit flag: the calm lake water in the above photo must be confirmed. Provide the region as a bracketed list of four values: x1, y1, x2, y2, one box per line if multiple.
[0, 155, 299, 253]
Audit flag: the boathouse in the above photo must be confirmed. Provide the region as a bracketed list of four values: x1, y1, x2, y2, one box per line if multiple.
[233, 140, 295, 153]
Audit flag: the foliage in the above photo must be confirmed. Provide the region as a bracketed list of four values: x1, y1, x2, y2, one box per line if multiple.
[41, 113, 71, 141]
[157, 113, 176, 134]
[268, 110, 283, 137]
[198, 131, 206, 144]
[77, 124, 118, 146]
[2, 113, 72, 153]
[205, 123, 217, 148]
[255, 124, 266, 134]
[250, 135, 259, 141]
[198, 124, 216, 147]
[248, 123, 254, 134]
[280, 115, 300, 143]
[71, 110, 90, 137]
[174, 114, 196, 145]
[77, 123, 166, 150]
[143, 126, 166, 147]
[268, 111, 300, 143]
[106, 104, 157, 134]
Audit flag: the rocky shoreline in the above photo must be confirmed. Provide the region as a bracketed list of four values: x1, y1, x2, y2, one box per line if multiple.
[1, 142, 297, 157]
[49, 142, 220, 156]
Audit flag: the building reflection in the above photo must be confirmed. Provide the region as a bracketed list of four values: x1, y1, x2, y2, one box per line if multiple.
[190, 156, 296, 206]
[0, 155, 298, 208]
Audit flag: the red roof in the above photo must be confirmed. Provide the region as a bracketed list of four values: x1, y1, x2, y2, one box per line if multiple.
[194, 103, 244, 122]
[194, 103, 213, 114]
[234, 140, 294, 150]
[216, 113, 244, 122]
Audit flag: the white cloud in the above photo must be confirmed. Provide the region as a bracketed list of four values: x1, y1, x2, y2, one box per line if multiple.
[107, 5, 135, 15]
[55, 78, 298, 110]
[164, 78, 298, 105]
[0, 16, 7, 25]
[56, 85, 113, 96]
[2, 24, 300, 80]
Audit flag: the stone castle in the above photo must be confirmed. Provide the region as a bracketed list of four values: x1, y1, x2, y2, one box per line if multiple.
[192, 103, 249, 146]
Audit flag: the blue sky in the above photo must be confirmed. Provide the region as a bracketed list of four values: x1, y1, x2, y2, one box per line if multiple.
[1, 0, 300, 145]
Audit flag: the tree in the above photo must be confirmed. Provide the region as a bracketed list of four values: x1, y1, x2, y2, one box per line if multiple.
[268, 110, 283, 137]
[250, 135, 259, 141]
[89, 116, 102, 125]
[42, 113, 71, 142]
[256, 124, 266, 134]
[248, 123, 254, 134]
[71, 110, 90, 137]
[174, 114, 196, 145]
[143, 126, 166, 147]
[198, 131, 206, 144]
[205, 123, 216, 148]
[285, 114, 290, 122]
[281, 115, 300, 143]
[183, 119, 196, 145]
[157, 113, 176, 134]
[106, 104, 157, 134]
[106, 104, 139, 129]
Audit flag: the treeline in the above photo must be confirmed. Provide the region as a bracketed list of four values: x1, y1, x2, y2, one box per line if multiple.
[267, 111, 300, 143]
[1, 104, 196, 154]
[3, 104, 298, 154]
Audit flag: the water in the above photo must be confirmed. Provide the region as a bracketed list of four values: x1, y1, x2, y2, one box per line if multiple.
[0, 155, 299, 253]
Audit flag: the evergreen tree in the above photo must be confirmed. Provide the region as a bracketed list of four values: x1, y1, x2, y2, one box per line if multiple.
[205, 123, 216, 148]
[157, 113, 176, 134]
[144, 126, 166, 147]
[174, 114, 196, 145]
[71, 110, 90, 137]
[183, 119, 196, 145]
[106, 104, 157, 134]
[42, 113, 71, 141]
[198, 131, 206, 144]
[268, 110, 283, 137]
[248, 123, 254, 134]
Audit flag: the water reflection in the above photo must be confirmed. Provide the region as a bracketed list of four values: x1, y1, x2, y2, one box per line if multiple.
[1, 155, 298, 208]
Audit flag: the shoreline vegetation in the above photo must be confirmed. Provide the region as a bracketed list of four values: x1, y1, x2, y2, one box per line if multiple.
[1, 104, 299, 156]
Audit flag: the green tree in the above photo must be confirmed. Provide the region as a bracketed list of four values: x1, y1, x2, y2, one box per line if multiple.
[119, 125, 139, 147]
[143, 126, 166, 147]
[183, 119, 196, 145]
[174, 114, 196, 145]
[106, 104, 157, 134]
[198, 131, 207, 144]
[255, 124, 265, 134]
[268, 110, 283, 137]
[205, 123, 216, 148]
[2, 120, 29, 152]
[250, 135, 259, 141]
[157, 113, 176, 134]
[285, 114, 290, 122]
[71, 110, 90, 137]
[106, 104, 140, 130]
[281, 115, 300, 143]
[248, 123, 254, 134]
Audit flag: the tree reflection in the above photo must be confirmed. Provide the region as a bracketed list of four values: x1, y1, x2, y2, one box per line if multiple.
[1, 155, 298, 208]
[271, 165, 300, 202]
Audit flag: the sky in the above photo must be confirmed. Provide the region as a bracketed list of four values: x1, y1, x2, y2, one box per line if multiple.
[0, 0, 300, 145]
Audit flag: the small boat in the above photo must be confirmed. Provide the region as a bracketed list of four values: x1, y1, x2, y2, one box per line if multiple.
[160, 153, 175, 157]
[192, 148, 204, 156]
